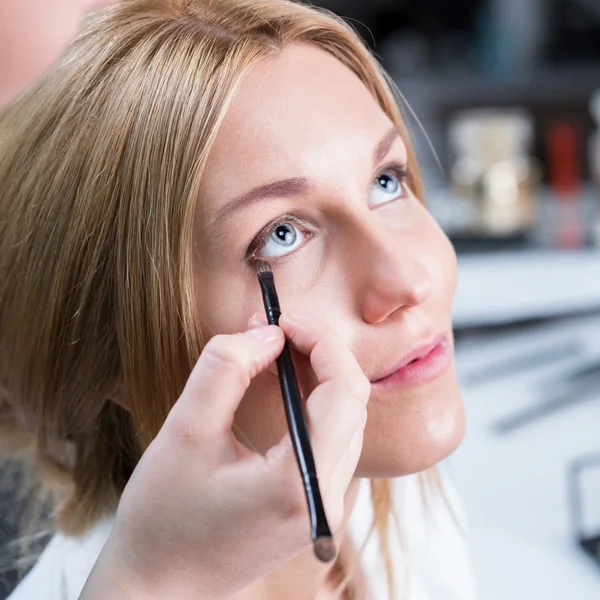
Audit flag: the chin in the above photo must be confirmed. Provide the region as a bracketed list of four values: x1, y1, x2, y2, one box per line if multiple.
[353, 371, 466, 478]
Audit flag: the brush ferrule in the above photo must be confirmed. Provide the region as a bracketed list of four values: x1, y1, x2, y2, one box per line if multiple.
[257, 271, 281, 325]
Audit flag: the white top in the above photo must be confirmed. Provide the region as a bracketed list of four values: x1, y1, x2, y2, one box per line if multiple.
[8, 472, 475, 599]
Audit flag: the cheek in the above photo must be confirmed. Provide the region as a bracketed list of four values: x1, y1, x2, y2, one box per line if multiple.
[357, 373, 465, 477]
[424, 220, 458, 308]
[218, 213, 461, 468]
[357, 222, 463, 477]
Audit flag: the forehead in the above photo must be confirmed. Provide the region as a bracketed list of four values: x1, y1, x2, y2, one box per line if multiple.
[201, 43, 396, 204]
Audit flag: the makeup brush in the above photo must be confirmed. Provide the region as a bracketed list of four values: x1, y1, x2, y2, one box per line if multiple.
[255, 260, 336, 563]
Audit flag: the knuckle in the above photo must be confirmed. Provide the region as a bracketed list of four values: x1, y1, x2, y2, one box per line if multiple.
[312, 337, 348, 376]
[312, 342, 336, 373]
[168, 410, 207, 449]
[202, 335, 252, 387]
[284, 326, 302, 349]
[203, 334, 238, 364]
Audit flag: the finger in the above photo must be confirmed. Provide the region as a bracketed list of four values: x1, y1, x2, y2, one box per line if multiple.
[328, 426, 365, 497]
[289, 347, 319, 398]
[278, 313, 370, 401]
[248, 312, 268, 328]
[302, 378, 368, 481]
[249, 314, 317, 386]
[278, 312, 370, 425]
[262, 405, 366, 530]
[248, 314, 280, 376]
[277, 312, 370, 480]
[166, 326, 284, 450]
[262, 430, 315, 522]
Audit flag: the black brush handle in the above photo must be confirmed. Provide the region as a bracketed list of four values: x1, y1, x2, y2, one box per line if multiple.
[257, 271, 334, 559]
[275, 340, 331, 541]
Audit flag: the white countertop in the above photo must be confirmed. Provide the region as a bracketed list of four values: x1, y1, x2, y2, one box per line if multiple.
[453, 249, 600, 329]
[449, 313, 600, 599]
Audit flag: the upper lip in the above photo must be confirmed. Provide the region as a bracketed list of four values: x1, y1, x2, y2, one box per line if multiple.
[369, 332, 447, 382]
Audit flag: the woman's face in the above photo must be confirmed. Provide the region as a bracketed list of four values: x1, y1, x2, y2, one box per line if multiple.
[194, 43, 464, 477]
[0, 0, 113, 108]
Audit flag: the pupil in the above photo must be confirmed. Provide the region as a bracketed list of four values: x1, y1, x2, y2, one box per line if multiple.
[274, 224, 296, 245]
[379, 173, 394, 190]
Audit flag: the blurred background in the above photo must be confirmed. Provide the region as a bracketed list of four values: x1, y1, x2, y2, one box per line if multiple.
[2, 0, 600, 598]
[314, 0, 600, 598]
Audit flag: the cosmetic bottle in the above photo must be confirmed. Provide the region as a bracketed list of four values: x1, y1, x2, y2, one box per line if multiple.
[568, 452, 600, 573]
[590, 90, 600, 247]
[546, 120, 585, 249]
[448, 109, 538, 240]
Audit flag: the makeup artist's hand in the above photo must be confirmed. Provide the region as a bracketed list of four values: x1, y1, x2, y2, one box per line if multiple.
[80, 313, 370, 600]
[1, 1, 117, 108]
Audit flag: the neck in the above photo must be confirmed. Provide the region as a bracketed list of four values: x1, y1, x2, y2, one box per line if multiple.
[233, 478, 362, 600]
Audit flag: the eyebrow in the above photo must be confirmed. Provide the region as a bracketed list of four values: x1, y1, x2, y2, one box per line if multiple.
[373, 125, 401, 165]
[207, 125, 402, 226]
[207, 177, 312, 227]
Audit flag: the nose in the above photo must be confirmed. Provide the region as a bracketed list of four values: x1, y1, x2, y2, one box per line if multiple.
[350, 221, 432, 324]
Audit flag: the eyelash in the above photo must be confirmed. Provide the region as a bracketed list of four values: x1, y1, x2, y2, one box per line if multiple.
[246, 162, 410, 266]
[245, 213, 311, 265]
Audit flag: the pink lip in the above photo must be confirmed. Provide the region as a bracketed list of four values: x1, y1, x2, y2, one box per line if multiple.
[370, 333, 453, 389]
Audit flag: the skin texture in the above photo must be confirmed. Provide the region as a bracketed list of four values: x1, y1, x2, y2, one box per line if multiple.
[81, 314, 370, 600]
[195, 43, 465, 480]
[33, 34, 464, 600]
[2, 4, 464, 599]
[0, 0, 114, 108]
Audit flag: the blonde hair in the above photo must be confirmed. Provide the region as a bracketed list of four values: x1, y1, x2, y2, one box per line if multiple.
[0, 1, 427, 597]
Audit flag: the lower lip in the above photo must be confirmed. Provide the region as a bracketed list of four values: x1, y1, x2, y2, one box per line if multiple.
[371, 337, 453, 390]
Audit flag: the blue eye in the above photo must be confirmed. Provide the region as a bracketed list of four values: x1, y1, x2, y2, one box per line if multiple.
[368, 168, 408, 207]
[259, 221, 306, 258]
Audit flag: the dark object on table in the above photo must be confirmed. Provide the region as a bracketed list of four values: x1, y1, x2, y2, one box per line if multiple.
[568, 451, 600, 572]
[450, 231, 531, 254]
[0, 460, 53, 600]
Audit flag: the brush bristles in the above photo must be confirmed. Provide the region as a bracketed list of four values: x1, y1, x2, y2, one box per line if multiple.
[314, 537, 336, 562]
[255, 260, 272, 274]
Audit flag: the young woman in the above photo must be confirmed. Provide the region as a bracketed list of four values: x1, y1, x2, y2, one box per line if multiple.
[0, 1, 471, 598]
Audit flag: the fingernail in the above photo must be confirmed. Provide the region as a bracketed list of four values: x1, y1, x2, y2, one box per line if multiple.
[248, 312, 268, 328]
[245, 325, 282, 343]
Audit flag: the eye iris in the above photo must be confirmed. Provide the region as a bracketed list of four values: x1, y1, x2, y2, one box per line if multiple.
[272, 223, 297, 246]
[378, 172, 399, 193]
